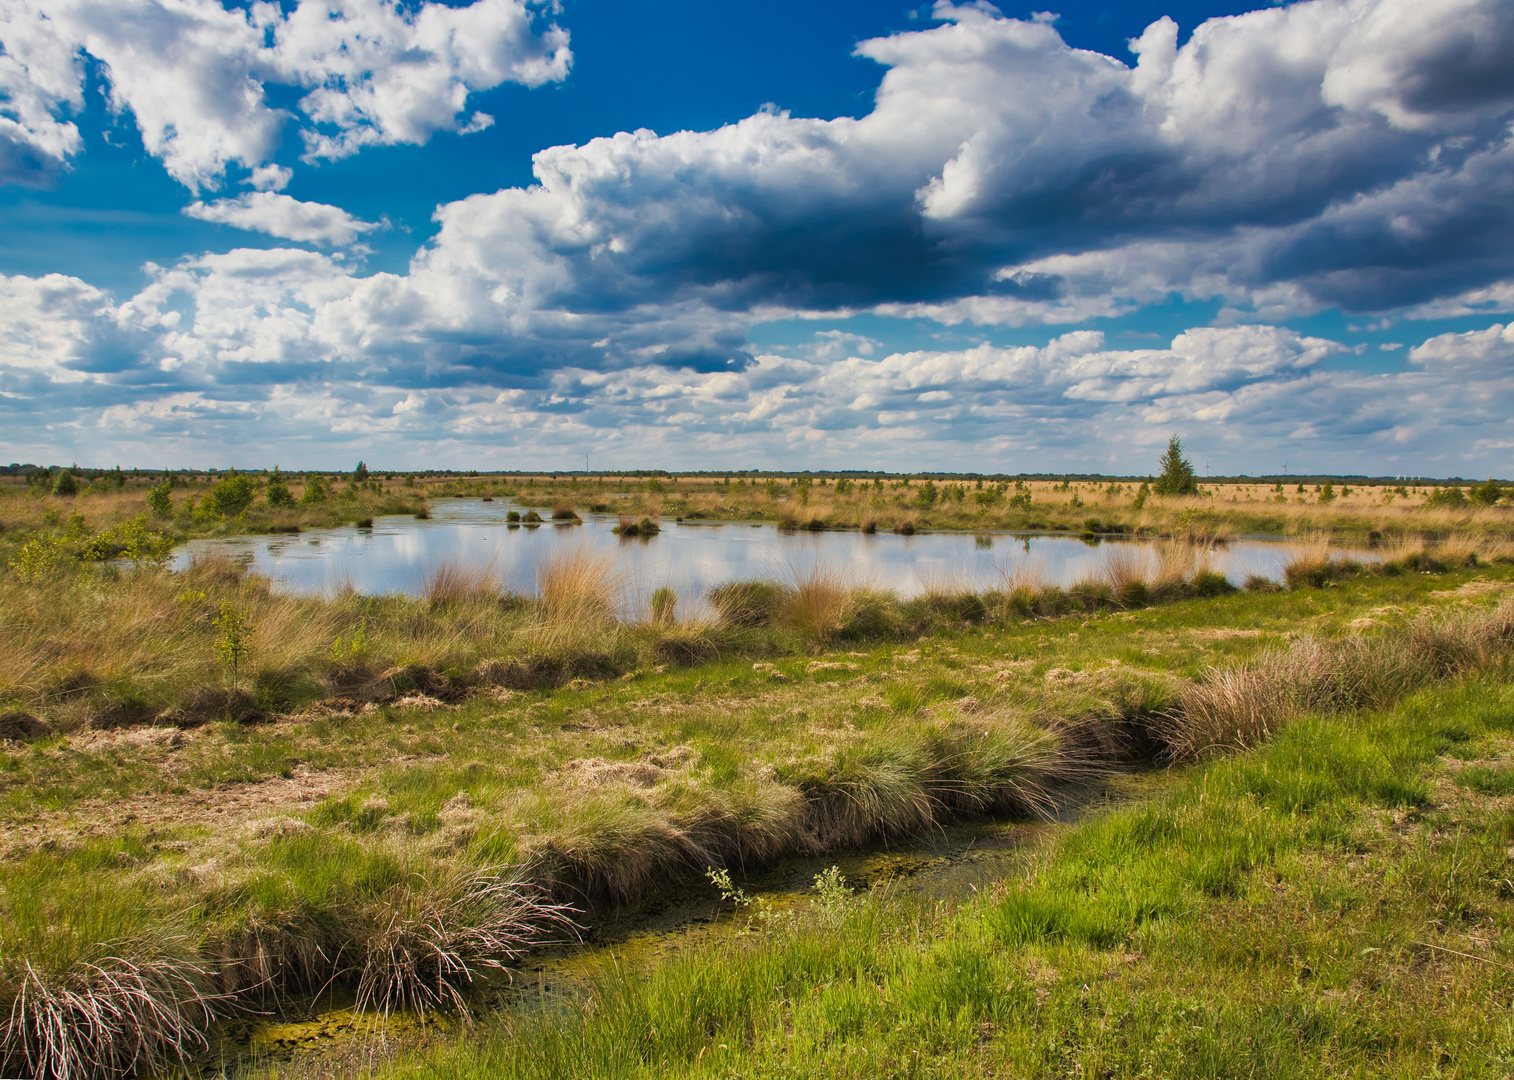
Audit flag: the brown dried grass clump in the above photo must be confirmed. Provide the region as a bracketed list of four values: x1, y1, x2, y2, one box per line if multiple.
[781, 565, 853, 642]
[535, 546, 621, 631]
[1279, 532, 1364, 589]
[1165, 598, 1514, 759]
[1101, 545, 1154, 606]
[352, 868, 577, 1019]
[421, 561, 502, 608]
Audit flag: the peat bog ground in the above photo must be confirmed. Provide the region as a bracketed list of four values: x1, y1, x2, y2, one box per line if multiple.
[2, 469, 1514, 1077]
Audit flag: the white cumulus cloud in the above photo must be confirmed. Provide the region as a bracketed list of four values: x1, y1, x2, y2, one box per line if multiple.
[183, 192, 380, 246]
[0, 0, 571, 190]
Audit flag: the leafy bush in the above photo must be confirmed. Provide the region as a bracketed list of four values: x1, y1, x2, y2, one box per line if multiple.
[300, 474, 331, 504]
[1470, 479, 1502, 505]
[198, 471, 256, 518]
[265, 469, 296, 509]
[111, 517, 174, 567]
[8, 537, 68, 581]
[147, 479, 174, 519]
[1425, 486, 1467, 508]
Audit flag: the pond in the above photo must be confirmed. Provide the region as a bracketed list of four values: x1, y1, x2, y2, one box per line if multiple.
[174, 499, 1369, 613]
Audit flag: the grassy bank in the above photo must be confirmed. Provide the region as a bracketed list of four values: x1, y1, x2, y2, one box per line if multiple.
[0, 535, 1505, 732]
[1, 556, 1513, 1074]
[377, 670, 1514, 1079]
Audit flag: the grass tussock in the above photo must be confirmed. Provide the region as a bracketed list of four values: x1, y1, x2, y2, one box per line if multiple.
[1166, 597, 1514, 759]
[537, 717, 1100, 904]
[0, 946, 217, 1080]
[421, 562, 504, 609]
[352, 868, 578, 1018]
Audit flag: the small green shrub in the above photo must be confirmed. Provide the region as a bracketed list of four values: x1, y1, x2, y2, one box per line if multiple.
[146, 479, 174, 519]
[265, 469, 296, 509]
[300, 474, 331, 504]
[1470, 479, 1502, 506]
[199, 471, 256, 518]
[212, 603, 254, 693]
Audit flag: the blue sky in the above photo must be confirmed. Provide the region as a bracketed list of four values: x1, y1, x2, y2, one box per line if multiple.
[1, 0, 1512, 475]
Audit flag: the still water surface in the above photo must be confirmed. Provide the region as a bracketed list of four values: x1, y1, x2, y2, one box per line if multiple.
[174, 499, 1364, 613]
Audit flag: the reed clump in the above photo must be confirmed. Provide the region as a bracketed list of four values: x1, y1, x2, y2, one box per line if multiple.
[612, 516, 660, 538]
[421, 562, 504, 609]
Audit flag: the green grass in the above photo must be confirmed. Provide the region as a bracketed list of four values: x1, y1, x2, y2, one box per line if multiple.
[360, 675, 1514, 1079]
[1, 565, 1512, 1075]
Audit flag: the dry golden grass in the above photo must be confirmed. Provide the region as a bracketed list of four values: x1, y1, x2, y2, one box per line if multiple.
[780, 564, 854, 641]
[421, 562, 504, 608]
[1166, 597, 1514, 759]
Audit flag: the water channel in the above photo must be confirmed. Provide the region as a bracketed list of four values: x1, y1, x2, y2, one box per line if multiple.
[176, 498, 1370, 614]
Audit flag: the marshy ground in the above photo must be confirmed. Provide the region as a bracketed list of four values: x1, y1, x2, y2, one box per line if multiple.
[2, 469, 1514, 1077]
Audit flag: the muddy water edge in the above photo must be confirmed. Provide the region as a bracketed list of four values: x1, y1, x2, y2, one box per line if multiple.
[213, 771, 1164, 1075]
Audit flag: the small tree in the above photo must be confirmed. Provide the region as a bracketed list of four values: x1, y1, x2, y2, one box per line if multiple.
[1152, 437, 1198, 496]
[212, 602, 253, 693]
[300, 473, 331, 504]
[266, 467, 296, 508]
[146, 479, 174, 519]
[52, 468, 78, 497]
[352, 460, 370, 483]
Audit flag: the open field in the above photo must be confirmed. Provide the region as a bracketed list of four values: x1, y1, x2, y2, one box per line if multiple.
[421, 472, 1514, 542]
[1, 532, 1513, 1074]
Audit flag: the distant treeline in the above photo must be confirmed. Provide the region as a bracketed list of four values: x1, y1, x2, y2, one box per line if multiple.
[1, 463, 1501, 485]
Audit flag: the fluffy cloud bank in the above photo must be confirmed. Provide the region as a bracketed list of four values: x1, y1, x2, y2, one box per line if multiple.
[0, 0, 570, 190]
[92, 0, 1511, 381]
[5, 259, 1511, 473]
[339, 0, 1514, 357]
